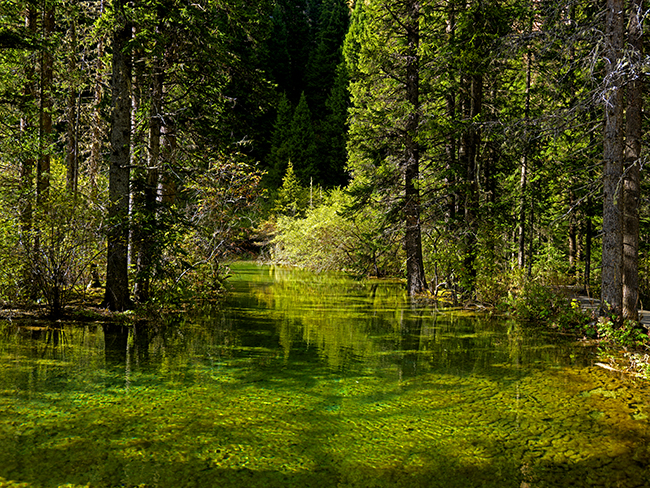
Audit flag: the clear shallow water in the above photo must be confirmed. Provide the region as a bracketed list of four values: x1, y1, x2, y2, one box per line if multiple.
[0, 263, 649, 487]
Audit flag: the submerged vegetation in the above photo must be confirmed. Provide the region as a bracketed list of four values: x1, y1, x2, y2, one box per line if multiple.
[1, 264, 649, 488]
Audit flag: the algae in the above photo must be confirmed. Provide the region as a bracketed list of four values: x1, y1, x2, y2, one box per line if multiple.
[0, 264, 648, 488]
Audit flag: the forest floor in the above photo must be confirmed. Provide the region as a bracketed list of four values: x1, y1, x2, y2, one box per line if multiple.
[571, 294, 650, 329]
[568, 294, 650, 380]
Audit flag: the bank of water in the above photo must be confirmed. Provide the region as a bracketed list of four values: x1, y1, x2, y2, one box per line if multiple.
[0, 263, 648, 487]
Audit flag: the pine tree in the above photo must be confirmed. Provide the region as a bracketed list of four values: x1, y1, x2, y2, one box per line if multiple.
[321, 62, 350, 187]
[288, 92, 318, 185]
[305, 0, 349, 116]
[268, 93, 294, 189]
[347, 0, 427, 295]
[273, 161, 305, 216]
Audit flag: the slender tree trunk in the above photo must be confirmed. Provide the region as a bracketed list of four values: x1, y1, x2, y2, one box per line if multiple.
[37, 6, 54, 207]
[462, 73, 482, 281]
[568, 191, 577, 276]
[403, 0, 426, 295]
[20, 7, 38, 297]
[89, 1, 105, 197]
[601, 0, 625, 317]
[622, 0, 643, 321]
[104, 1, 132, 311]
[66, 17, 78, 194]
[518, 50, 531, 270]
[20, 7, 37, 239]
[444, 7, 456, 227]
[134, 60, 163, 303]
[160, 121, 177, 206]
[584, 207, 592, 296]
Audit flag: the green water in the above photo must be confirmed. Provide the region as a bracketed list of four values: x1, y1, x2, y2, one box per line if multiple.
[0, 263, 649, 488]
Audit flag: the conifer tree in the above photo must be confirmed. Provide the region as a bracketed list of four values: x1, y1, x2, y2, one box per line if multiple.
[268, 93, 294, 188]
[347, 0, 427, 295]
[321, 62, 350, 187]
[305, 0, 349, 116]
[273, 161, 305, 216]
[288, 92, 318, 185]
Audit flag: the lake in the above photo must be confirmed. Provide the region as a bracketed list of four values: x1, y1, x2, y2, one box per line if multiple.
[0, 263, 649, 487]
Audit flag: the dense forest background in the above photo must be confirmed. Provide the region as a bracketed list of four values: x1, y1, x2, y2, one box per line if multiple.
[0, 0, 647, 330]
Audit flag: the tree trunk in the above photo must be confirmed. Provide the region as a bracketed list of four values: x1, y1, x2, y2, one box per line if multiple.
[160, 121, 177, 206]
[89, 2, 105, 198]
[403, 0, 426, 295]
[601, 0, 625, 317]
[37, 6, 54, 207]
[518, 50, 531, 270]
[584, 208, 592, 296]
[104, 1, 132, 311]
[134, 60, 163, 303]
[20, 7, 37, 239]
[66, 17, 78, 194]
[462, 73, 482, 281]
[622, 0, 643, 322]
[444, 6, 456, 227]
[568, 191, 577, 277]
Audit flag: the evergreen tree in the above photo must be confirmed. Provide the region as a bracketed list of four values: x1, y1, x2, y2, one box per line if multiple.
[268, 93, 294, 189]
[288, 92, 318, 185]
[347, 0, 427, 295]
[273, 160, 305, 216]
[321, 62, 350, 187]
[305, 0, 349, 116]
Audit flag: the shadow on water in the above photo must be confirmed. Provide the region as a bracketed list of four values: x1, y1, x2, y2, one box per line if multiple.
[0, 263, 649, 487]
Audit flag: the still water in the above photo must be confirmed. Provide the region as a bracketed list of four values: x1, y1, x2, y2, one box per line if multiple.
[0, 263, 649, 488]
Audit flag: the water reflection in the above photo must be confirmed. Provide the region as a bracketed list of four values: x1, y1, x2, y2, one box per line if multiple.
[0, 263, 648, 488]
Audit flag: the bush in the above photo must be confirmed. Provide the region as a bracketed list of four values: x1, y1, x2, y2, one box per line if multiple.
[269, 188, 404, 276]
[271, 189, 355, 272]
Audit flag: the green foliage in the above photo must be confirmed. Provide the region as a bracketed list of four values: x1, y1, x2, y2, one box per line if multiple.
[288, 92, 319, 185]
[270, 187, 403, 277]
[271, 188, 354, 272]
[594, 317, 649, 349]
[268, 93, 294, 188]
[29, 190, 103, 315]
[0, 158, 103, 315]
[271, 161, 307, 217]
[146, 155, 265, 306]
[504, 271, 591, 333]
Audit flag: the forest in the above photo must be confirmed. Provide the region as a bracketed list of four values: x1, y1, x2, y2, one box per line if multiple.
[0, 0, 648, 343]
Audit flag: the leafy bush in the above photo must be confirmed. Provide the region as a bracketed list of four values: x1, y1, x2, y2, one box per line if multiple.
[271, 189, 355, 272]
[28, 189, 103, 315]
[270, 188, 404, 276]
[0, 159, 103, 315]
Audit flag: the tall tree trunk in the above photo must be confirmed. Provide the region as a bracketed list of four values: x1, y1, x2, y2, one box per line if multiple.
[568, 191, 577, 277]
[462, 73, 482, 281]
[160, 121, 177, 206]
[584, 206, 592, 296]
[37, 6, 54, 207]
[601, 0, 625, 317]
[622, 0, 643, 321]
[403, 0, 426, 295]
[444, 7, 456, 227]
[104, 1, 132, 311]
[134, 60, 163, 303]
[89, 1, 105, 197]
[20, 7, 38, 296]
[20, 7, 37, 240]
[518, 50, 531, 270]
[66, 17, 78, 194]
